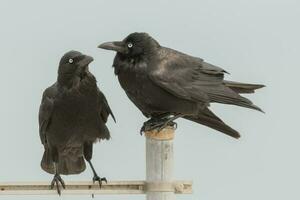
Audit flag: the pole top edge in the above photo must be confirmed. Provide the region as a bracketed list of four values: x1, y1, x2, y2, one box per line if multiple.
[144, 126, 175, 140]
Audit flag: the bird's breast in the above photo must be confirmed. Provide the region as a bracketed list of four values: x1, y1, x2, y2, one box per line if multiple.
[48, 87, 102, 142]
[118, 61, 150, 91]
[116, 62, 171, 113]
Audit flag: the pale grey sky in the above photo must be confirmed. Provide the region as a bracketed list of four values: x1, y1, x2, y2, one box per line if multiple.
[0, 0, 299, 199]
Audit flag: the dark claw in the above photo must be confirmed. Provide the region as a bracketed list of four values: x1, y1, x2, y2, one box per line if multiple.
[50, 174, 65, 195]
[93, 175, 107, 188]
[140, 125, 145, 135]
[140, 118, 159, 134]
[140, 119, 155, 135]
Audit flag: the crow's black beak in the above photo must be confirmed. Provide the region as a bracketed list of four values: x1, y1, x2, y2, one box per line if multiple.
[98, 41, 126, 54]
[78, 55, 94, 67]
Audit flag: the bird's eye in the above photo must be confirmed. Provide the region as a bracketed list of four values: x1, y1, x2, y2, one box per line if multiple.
[127, 43, 133, 48]
[68, 58, 74, 64]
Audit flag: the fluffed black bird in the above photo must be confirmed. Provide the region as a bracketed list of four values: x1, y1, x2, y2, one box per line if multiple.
[98, 32, 264, 139]
[39, 51, 115, 195]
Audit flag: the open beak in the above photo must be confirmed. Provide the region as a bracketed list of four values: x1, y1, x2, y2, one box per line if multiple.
[98, 41, 126, 54]
[78, 55, 94, 67]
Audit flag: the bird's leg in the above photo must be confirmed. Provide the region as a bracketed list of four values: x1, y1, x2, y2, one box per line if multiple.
[140, 117, 162, 134]
[154, 114, 184, 132]
[50, 163, 65, 196]
[141, 114, 184, 133]
[87, 160, 107, 188]
[84, 142, 107, 188]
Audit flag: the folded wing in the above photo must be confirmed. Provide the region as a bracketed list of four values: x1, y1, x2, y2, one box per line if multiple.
[149, 48, 262, 111]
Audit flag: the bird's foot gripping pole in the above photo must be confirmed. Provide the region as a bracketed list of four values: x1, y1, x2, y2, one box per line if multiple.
[141, 115, 184, 135]
[93, 176, 107, 188]
[86, 160, 107, 189]
[145, 126, 191, 200]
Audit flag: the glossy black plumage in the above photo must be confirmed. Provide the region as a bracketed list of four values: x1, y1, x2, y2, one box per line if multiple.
[39, 51, 115, 194]
[99, 32, 264, 139]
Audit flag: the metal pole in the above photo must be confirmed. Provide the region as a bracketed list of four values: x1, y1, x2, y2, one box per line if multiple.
[145, 127, 175, 200]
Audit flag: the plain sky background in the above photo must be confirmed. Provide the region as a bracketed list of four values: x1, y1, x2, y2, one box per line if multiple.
[0, 0, 299, 199]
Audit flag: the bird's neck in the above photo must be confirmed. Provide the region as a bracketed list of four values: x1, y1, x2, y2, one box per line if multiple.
[57, 72, 96, 90]
[57, 73, 75, 87]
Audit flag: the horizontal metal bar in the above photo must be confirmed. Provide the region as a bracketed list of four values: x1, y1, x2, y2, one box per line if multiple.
[0, 180, 192, 195]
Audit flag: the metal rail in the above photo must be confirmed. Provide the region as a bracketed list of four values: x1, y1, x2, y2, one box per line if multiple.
[0, 180, 192, 195]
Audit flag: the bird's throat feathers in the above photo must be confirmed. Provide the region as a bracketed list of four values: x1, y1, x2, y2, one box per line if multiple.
[112, 52, 153, 75]
[57, 71, 97, 90]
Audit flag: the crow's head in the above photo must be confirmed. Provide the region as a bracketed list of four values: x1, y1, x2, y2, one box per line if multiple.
[98, 32, 160, 58]
[57, 51, 94, 86]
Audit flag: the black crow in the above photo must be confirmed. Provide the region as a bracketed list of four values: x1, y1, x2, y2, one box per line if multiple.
[39, 51, 115, 195]
[98, 32, 264, 139]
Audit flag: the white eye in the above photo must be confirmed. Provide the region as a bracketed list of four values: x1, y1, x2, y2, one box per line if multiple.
[127, 43, 133, 48]
[68, 58, 74, 64]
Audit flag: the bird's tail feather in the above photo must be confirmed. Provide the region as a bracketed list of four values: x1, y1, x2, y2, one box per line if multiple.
[208, 86, 264, 112]
[57, 155, 86, 175]
[213, 93, 264, 112]
[224, 80, 265, 94]
[184, 108, 240, 139]
[41, 146, 86, 175]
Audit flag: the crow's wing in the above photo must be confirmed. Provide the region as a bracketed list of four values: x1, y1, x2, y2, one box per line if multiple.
[39, 84, 57, 144]
[97, 88, 116, 123]
[149, 48, 229, 103]
[149, 48, 261, 111]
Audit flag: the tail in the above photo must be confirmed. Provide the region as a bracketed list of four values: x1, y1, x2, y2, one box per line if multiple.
[184, 108, 240, 139]
[224, 80, 265, 94]
[57, 154, 86, 175]
[41, 146, 86, 175]
[207, 81, 264, 112]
